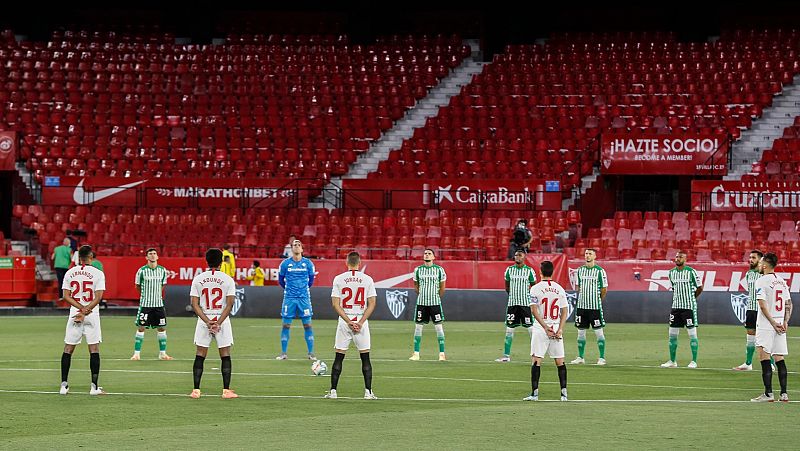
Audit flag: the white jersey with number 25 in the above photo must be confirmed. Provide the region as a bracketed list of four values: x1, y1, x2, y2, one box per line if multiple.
[755, 273, 790, 329]
[331, 270, 377, 322]
[62, 264, 106, 315]
[530, 280, 568, 330]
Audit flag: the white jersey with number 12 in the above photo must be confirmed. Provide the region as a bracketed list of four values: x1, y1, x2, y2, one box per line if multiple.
[190, 269, 236, 319]
[331, 270, 377, 322]
[530, 280, 568, 330]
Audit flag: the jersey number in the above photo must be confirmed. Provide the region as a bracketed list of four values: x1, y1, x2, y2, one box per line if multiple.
[69, 280, 94, 303]
[201, 287, 223, 310]
[341, 287, 365, 309]
[540, 298, 560, 320]
[776, 289, 785, 312]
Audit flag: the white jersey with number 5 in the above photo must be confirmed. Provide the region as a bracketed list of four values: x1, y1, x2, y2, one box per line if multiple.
[530, 280, 568, 330]
[62, 264, 106, 315]
[755, 273, 790, 329]
[331, 270, 377, 322]
[190, 269, 236, 319]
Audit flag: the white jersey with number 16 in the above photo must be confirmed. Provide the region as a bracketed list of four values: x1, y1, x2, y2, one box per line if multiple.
[331, 270, 377, 322]
[530, 280, 568, 330]
[190, 269, 236, 319]
[755, 273, 790, 329]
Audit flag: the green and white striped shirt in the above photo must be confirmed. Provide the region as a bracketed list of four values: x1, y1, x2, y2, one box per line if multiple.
[745, 269, 760, 311]
[413, 264, 447, 306]
[576, 265, 608, 310]
[135, 264, 168, 307]
[669, 266, 700, 310]
[505, 264, 536, 306]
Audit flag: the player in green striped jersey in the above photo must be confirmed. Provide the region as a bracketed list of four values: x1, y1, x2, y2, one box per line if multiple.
[733, 250, 764, 371]
[409, 249, 448, 361]
[570, 249, 609, 365]
[131, 248, 172, 361]
[660, 251, 703, 369]
[495, 250, 536, 362]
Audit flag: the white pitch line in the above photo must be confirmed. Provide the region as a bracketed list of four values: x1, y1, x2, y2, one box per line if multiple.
[0, 389, 794, 403]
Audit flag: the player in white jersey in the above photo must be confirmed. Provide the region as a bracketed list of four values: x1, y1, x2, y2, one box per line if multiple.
[189, 248, 238, 399]
[59, 245, 107, 396]
[325, 252, 378, 400]
[751, 253, 792, 402]
[523, 261, 569, 402]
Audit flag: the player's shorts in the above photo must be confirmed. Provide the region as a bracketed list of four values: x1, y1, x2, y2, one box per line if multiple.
[755, 327, 788, 355]
[194, 317, 233, 348]
[135, 306, 167, 329]
[334, 319, 371, 351]
[669, 308, 698, 328]
[64, 310, 102, 345]
[415, 304, 444, 324]
[744, 310, 757, 330]
[505, 305, 533, 328]
[574, 308, 604, 329]
[281, 298, 313, 319]
[531, 326, 565, 359]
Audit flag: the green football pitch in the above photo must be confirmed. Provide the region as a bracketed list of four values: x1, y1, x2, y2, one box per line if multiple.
[0, 316, 796, 449]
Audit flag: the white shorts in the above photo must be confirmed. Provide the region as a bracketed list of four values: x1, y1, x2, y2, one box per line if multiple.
[756, 328, 788, 356]
[64, 311, 102, 345]
[334, 319, 371, 351]
[531, 326, 565, 359]
[194, 317, 234, 348]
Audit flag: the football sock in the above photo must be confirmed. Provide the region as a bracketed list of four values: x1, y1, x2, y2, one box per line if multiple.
[760, 359, 773, 395]
[280, 325, 290, 354]
[435, 324, 445, 353]
[668, 327, 679, 362]
[303, 326, 315, 353]
[776, 360, 788, 394]
[577, 329, 586, 358]
[89, 352, 100, 387]
[503, 327, 514, 356]
[771, 356, 775, 366]
[60, 352, 72, 383]
[221, 356, 232, 390]
[594, 329, 606, 359]
[531, 363, 541, 393]
[745, 334, 756, 365]
[360, 352, 373, 391]
[134, 331, 144, 353]
[413, 324, 423, 352]
[557, 364, 567, 390]
[688, 327, 699, 362]
[157, 331, 167, 352]
[331, 352, 345, 390]
[193, 355, 205, 389]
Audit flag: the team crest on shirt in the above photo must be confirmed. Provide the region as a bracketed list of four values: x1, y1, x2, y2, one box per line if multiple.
[565, 291, 578, 320]
[232, 287, 246, 316]
[386, 290, 408, 319]
[568, 267, 579, 290]
[729, 293, 748, 324]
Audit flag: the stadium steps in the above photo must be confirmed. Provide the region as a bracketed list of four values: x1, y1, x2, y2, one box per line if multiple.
[14, 162, 40, 204]
[725, 74, 800, 180]
[562, 167, 601, 211]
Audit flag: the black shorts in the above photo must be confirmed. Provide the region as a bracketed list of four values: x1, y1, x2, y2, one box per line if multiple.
[135, 306, 168, 329]
[505, 305, 533, 328]
[415, 305, 444, 324]
[744, 310, 757, 330]
[669, 308, 698, 328]
[574, 308, 605, 329]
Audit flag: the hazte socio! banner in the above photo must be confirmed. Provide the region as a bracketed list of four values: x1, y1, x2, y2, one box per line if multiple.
[600, 133, 728, 175]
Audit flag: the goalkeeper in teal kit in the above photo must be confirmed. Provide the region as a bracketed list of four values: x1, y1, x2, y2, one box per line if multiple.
[275, 240, 317, 360]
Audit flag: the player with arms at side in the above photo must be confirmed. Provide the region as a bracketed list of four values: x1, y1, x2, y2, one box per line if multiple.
[751, 252, 792, 402]
[660, 251, 702, 369]
[276, 240, 316, 360]
[325, 252, 378, 400]
[733, 250, 763, 371]
[570, 248, 608, 365]
[524, 261, 569, 401]
[131, 247, 172, 361]
[495, 250, 536, 362]
[59, 245, 106, 395]
[409, 249, 448, 361]
[189, 248, 238, 399]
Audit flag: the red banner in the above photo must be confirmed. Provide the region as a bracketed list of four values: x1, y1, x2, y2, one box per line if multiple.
[0, 131, 16, 171]
[567, 260, 800, 292]
[692, 180, 800, 212]
[42, 176, 304, 207]
[97, 254, 568, 300]
[600, 133, 728, 175]
[342, 179, 562, 210]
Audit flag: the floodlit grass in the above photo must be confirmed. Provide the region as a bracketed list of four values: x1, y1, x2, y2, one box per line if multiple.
[0, 316, 797, 449]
